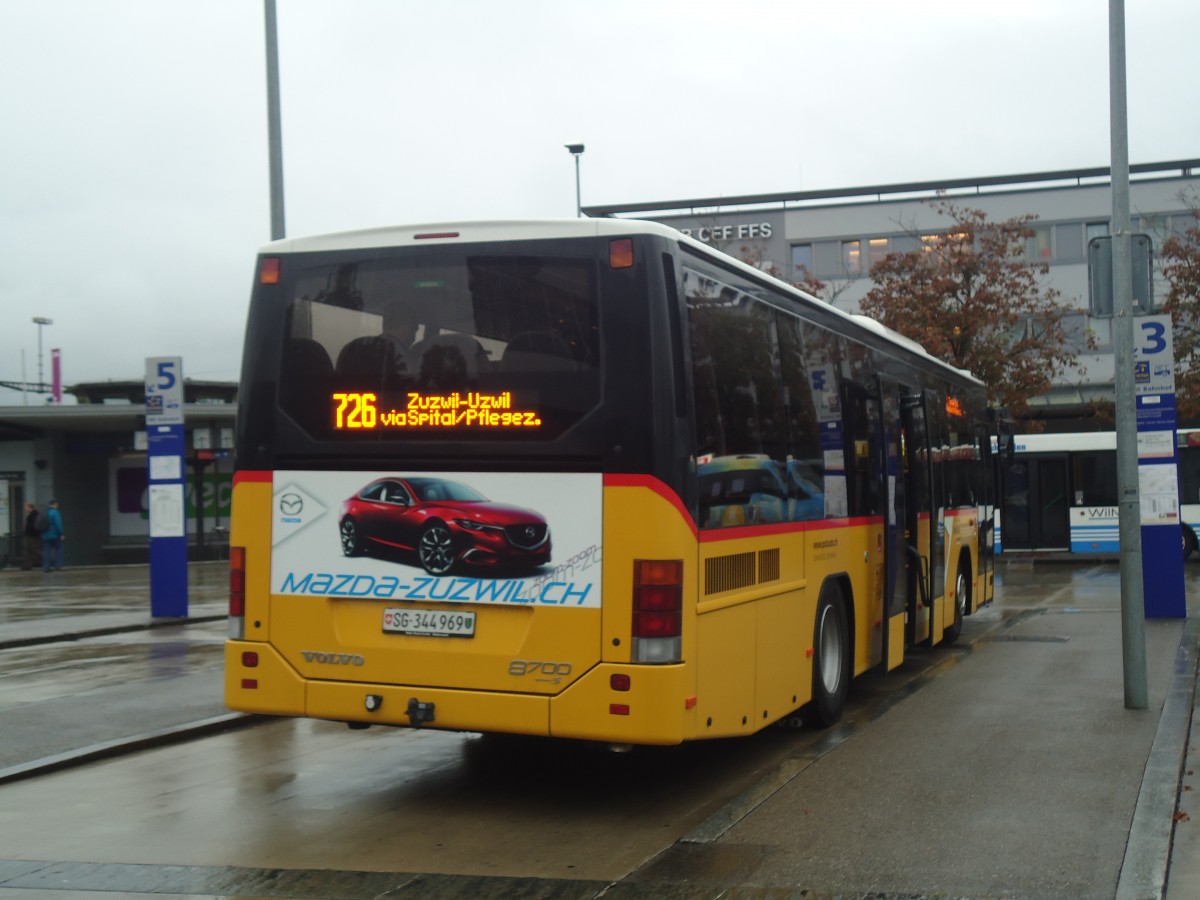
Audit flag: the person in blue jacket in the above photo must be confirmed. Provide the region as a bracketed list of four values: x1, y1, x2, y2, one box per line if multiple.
[41, 499, 65, 572]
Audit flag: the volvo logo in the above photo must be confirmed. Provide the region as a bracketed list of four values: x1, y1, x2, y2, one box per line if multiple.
[279, 493, 304, 516]
[302, 651, 365, 666]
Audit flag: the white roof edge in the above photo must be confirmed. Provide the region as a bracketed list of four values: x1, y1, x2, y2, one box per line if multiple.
[848, 315, 981, 384]
[259, 217, 689, 254]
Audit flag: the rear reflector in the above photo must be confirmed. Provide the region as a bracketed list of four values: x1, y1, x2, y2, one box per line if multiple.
[414, 231, 460, 240]
[610, 703, 630, 716]
[259, 257, 280, 284]
[610, 673, 631, 692]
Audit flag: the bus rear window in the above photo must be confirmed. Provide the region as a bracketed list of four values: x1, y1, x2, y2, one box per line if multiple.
[276, 252, 600, 440]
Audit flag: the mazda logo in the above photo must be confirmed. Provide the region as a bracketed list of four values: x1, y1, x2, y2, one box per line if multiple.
[280, 494, 304, 516]
[525, 526, 536, 539]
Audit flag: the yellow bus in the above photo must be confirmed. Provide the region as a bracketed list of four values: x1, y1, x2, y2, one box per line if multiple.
[225, 219, 997, 746]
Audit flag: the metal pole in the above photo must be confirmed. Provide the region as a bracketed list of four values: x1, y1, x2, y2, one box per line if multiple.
[264, 0, 286, 241]
[574, 154, 582, 218]
[1110, 0, 1148, 709]
[565, 144, 584, 217]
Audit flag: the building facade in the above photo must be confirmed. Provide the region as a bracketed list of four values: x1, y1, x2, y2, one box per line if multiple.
[585, 158, 1200, 429]
[0, 380, 236, 567]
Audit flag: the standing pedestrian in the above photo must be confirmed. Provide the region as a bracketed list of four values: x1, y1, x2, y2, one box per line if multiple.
[21, 501, 42, 570]
[41, 499, 65, 572]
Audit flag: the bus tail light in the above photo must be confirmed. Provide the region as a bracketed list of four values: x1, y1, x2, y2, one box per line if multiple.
[610, 238, 634, 269]
[632, 559, 682, 663]
[229, 546, 246, 640]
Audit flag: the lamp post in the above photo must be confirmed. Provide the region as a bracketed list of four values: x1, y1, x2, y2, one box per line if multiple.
[564, 143, 584, 217]
[32, 317, 52, 392]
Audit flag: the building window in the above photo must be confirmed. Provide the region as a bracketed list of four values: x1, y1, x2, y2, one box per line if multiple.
[842, 240, 861, 276]
[1086, 221, 1109, 243]
[868, 238, 889, 269]
[791, 243, 813, 280]
[1026, 225, 1052, 261]
[921, 232, 968, 254]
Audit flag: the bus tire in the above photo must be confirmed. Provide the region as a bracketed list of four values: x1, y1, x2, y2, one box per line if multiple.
[418, 522, 456, 575]
[1183, 526, 1196, 561]
[340, 518, 364, 557]
[943, 559, 969, 644]
[806, 583, 850, 728]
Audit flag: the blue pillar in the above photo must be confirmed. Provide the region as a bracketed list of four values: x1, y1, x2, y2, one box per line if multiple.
[145, 357, 188, 618]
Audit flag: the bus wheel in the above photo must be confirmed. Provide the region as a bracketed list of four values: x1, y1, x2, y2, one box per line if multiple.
[1183, 526, 1197, 561]
[418, 523, 456, 575]
[807, 584, 850, 728]
[340, 518, 363, 557]
[943, 562, 968, 644]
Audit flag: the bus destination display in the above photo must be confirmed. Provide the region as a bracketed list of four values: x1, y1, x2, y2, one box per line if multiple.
[332, 391, 543, 430]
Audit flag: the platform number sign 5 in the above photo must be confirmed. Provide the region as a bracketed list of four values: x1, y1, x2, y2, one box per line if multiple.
[145, 356, 184, 425]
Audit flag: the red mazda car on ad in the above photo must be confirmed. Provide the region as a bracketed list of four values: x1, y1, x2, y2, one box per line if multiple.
[339, 476, 551, 576]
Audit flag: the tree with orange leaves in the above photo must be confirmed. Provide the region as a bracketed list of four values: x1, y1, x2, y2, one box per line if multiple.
[859, 199, 1083, 422]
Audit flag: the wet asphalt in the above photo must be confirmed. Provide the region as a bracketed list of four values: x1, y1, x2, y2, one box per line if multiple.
[0, 558, 1197, 898]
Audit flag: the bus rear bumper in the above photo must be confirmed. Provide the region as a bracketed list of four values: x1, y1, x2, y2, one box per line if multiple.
[227, 642, 692, 745]
[307, 680, 549, 736]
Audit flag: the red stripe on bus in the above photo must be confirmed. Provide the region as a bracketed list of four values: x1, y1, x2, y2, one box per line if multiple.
[604, 473, 698, 538]
[233, 470, 273, 486]
[699, 515, 883, 544]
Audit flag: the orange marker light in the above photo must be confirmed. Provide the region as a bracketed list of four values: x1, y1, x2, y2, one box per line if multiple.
[259, 257, 281, 285]
[610, 238, 634, 269]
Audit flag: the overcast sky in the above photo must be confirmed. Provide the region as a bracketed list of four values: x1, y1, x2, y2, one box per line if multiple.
[2, 0, 1198, 404]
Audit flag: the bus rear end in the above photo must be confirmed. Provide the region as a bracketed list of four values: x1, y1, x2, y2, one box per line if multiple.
[224, 221, 699, 745]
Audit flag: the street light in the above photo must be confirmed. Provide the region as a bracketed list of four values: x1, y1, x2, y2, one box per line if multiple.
[31, 317, 52, 392]
[564, 143, 585, 217]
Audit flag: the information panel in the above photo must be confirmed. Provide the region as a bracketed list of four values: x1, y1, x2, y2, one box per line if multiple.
[1133, 316, 1185, 618]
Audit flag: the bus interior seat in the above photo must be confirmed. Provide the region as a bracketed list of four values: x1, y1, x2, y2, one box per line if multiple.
[502, 331, 581, 371]
[284, 338, 334, 382]
[281, 338, 335, 417]
[412, 333, 489, 386]
[335, 335, 409, 390]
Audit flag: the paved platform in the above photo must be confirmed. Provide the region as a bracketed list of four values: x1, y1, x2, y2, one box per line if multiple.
[0, 561, 239, 781]
[0, 559, 1197, 898]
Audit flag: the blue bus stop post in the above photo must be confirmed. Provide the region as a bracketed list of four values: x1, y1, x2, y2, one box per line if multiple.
[147, 423, 189, 617]
[1134, 319, 1186, 618]
[145, 357, 189, 618]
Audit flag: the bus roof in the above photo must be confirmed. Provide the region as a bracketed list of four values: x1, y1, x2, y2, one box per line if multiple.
[259, 218, 983, 389]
